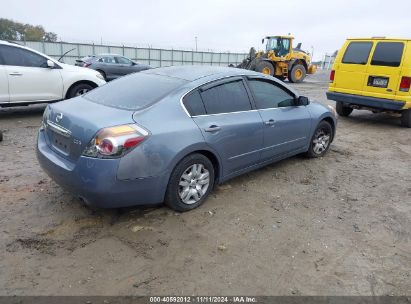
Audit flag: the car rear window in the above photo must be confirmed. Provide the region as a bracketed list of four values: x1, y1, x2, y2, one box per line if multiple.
[371, 42, 404, 67]
[83, 73, 187, 110]
[342, 42, 373, 65]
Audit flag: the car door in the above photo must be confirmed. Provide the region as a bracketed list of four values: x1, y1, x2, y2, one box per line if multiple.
[186, 77, 264, 177]
[246, 77, 311, 160]
[115, 56, 135, 76]
[99, 56, 118, 80]
[333, 41, 373, 96]
[0, 53, 9, 103]
[362, 41, 405, 100]
[0, 44, 63, 102]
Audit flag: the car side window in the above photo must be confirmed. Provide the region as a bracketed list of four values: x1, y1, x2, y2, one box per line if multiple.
[342, 42, 373, 65]
[101, 56, 116, 64]
[247, 79, 295, 109]
[371, 42, 404, 67]
[116, 57, 132, 65]
[200, 80, 252, 115]
[183, 90, 206, 116]
[0, 45, 48, 68]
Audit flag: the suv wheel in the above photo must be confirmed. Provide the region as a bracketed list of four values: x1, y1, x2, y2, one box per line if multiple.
[165, 154, 214, 212]
[401, 109, 411, 128]
[306, 121, 333, 158]
[336, 102, 353, 117]
[67, 83, 94, 99]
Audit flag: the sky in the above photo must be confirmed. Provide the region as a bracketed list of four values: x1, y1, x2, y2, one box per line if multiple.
[2, 0, 411, 61]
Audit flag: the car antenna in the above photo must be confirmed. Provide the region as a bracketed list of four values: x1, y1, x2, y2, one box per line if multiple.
[58, 48, 76, 62]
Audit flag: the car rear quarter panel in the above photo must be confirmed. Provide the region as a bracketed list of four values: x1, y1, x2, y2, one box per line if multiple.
[116, 89, 215, 180]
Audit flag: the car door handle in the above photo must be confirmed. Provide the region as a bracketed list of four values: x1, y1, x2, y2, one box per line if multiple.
[9, 72, 22, 76]
[264, 119, 275, 126]
[204, 125, 221, 132]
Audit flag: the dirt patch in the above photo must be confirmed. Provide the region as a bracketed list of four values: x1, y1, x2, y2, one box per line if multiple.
[0, 70, 410, 295]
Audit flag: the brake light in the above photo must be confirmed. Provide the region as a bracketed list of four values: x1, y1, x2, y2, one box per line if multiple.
[330, 70, 335, 82]
[82, 124, 149, 158]
[399, 76, 411, 92]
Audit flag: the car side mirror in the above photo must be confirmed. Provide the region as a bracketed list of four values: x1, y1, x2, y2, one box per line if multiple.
[297, 96, 310, 106]
[262, 38, 265, 44]
[47, 60, 55, 68]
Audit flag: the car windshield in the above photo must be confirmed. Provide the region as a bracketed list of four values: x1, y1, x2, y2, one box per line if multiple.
[83, 72, 187, 110]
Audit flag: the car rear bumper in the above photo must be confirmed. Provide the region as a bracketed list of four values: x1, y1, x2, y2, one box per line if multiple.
[36, 130, 167, 208]
[326, 91, 405, 111]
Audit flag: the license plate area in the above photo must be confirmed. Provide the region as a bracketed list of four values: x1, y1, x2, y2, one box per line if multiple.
[51, 131, 71, 155]
[368, 76, 389, 88]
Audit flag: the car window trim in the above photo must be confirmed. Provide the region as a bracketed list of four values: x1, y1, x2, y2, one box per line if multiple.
[180, 75, 258, 118]
[245, 76, 298, 109]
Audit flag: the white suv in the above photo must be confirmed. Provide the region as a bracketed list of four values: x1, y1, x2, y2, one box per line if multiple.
[0, 41, 106, 107]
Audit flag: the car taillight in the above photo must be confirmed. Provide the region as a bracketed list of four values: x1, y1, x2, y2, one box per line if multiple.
[399, 76, 411, 92]
[82, 124, 149, 158]
[330, 70, 335, 82]
[83, 62, 91, 68]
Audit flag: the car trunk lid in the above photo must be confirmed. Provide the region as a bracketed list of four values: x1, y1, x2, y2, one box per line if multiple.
[43, 96, 134, 162]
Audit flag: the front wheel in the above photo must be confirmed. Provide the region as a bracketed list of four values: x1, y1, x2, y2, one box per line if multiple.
[255, 61, 274, 76]
[288, 64, 306, 83]
[306, 121, 333, 158]
[165, 154, 215, 212]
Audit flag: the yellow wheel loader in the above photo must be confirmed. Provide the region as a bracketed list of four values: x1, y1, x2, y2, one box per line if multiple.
[236, 36, 317, 83]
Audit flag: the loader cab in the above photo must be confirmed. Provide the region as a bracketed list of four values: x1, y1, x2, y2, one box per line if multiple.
[263, 36, 292, 57]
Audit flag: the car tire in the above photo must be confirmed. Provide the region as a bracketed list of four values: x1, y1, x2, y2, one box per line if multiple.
[165, 153, 215, 212]
[336, 102, 353, 117]
[67, 83, 94, 99]
[96, 70, 106, 81]
[288, 64, 306, 83]
[306, 120, 333, 158]
[255, 61, 275, 76]
[401, 109, 411, 128]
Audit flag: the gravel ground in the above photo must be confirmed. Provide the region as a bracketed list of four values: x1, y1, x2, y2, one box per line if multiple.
[0, 70, 410, 296]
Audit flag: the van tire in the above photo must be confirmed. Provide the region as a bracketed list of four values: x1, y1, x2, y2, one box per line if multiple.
[336, 102, 353, 117]
[401, 109, 411, 128]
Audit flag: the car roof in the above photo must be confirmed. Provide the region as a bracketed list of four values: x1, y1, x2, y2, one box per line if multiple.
[142, 65, 260, 81]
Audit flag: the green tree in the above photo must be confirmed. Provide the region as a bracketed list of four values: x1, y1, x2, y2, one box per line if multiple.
[0, 18, 58, 42]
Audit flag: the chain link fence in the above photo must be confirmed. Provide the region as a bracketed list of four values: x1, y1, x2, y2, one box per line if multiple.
[16, 41, 248, 67]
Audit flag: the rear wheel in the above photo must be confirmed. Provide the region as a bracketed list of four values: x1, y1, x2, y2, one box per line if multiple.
[165, 154, 215, 212]
[288, 64, 306, 83]
[306, 121, 333, 158]
[336, 102, 353, 117]
[256, 61, 274, 76]
[67, 83, 94, 99]
[401, 109, 411, 128]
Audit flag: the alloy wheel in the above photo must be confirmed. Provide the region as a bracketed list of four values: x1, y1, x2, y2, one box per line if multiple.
[178, 164, 210, 205]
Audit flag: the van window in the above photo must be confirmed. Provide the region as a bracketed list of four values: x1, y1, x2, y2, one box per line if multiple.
[371, 42, 404, 67]
[342, 42, 373, 65]
[200, 80, 252, 115]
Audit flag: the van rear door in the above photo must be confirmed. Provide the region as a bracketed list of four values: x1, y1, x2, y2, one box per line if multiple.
[362, 40, 405, 100]
[332, 40, 373, 95]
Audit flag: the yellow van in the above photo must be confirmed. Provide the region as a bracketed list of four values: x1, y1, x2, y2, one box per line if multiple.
[327, 37, 411, 127]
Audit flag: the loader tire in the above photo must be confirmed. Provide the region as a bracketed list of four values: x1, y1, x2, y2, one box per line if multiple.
[289, 64, 306, 83]
[256, 61, 274, 76]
